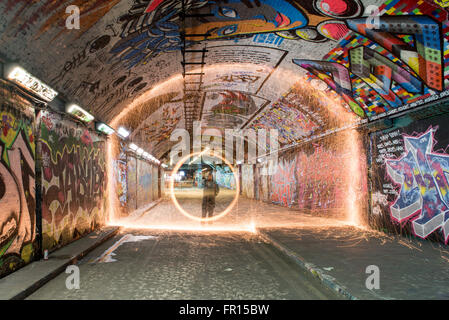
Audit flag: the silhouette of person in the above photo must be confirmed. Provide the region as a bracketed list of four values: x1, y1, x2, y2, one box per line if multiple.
[201, 171, 219, 225]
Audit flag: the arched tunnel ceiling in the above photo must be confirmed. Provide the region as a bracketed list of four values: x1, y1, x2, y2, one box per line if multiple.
[0, 0, 448, 158]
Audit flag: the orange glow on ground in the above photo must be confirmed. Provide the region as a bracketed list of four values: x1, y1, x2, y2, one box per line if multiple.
[109, 221, 257, 233]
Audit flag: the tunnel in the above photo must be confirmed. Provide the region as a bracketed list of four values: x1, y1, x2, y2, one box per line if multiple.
[0, 0, 449, 302]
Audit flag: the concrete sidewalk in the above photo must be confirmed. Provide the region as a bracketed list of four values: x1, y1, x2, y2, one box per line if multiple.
[0, 226, 120, 300]
[259, 225, 449, 300]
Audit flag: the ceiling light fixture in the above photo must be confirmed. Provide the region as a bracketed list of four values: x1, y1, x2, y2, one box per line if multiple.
[66, 104, 95, 123]
[95, 122, 115, 135]
[117, 127, 130, 139]
[5, 64, 58, 102]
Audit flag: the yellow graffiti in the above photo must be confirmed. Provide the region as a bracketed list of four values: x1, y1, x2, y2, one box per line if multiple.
[40, 139, 105, 168]
[435, 0, 449, 8]
[20, 243, 33, 263]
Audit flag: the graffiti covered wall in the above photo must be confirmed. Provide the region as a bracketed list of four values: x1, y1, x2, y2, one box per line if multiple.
[132, 99, 184, 159]
[216, 165, 236, 190]
[127, 156, 137, 210]
[2, 0, 449, 137]
[114, 159, 127, 209]
[270, 157, 297, 208]
[1, 0, 449, 256]
[152, 166, 159, 200]
[370, 112, 449, 244]
[39, 110, 107, 251]
[0, 99, 36, 278]
[241, 164, 254, 199]
[268, 131, 368, 218]
[296, 140, 349, 213]
[0, 0, 385, 136]
[201, 90, 269, 129]
[295, 0, 449, 120]
[137, 159, 153, 206]
[259, 166, 270, 203]
[127, 155, 159, 211]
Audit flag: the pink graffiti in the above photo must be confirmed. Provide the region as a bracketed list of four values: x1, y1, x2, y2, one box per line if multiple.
[271, 159, 296, 207]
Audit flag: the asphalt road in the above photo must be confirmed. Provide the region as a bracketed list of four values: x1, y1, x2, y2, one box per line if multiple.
[27, 229, 340, 300]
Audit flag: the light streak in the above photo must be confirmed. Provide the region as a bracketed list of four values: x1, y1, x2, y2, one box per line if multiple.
[109, 222, 256, 233]
[106, 135, 118, 224]
[169, 150, 240, 222]
[249, 220, 257, 234]
[345, 129, 363, 227]
[189, 147, 210, 165]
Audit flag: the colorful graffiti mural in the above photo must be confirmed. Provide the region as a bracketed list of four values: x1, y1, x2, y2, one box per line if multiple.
[266, 130, 367, 214]
[270, 158, 297, 207]
[386, 129, 449, 243]
[3, 0, 449, 134]
[2, 0, 367, 71]
[39, 110, 107, 251]
[114, 160, 127, 208]
[0, 104, 36, 278]
[296, 143, 348, 211]
[248, 78, 351, 147]
[202, 91, 269, 129]
[115, 91, 184, 160]
[216, 165, 236, 189]
[295, 0, 449, 119]
[370, 112, 449, 244]
[138, 104, 182, 157]
[111, 0, 208, 68]
[250, 102, 320, 146]
[109, 0, 366, 68]
[185, 0, 364, 42]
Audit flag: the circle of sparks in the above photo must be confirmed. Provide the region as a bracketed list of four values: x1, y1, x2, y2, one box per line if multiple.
[169, 151, 240, 222]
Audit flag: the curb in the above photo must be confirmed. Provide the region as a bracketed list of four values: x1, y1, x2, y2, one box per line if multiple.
[10, 227, 121, 300]
[258, 230, 358, 300]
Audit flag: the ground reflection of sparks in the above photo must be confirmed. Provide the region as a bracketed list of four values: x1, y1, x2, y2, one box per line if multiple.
[441, 252, 449, 263]
[109, 221, 257, 233]
[398, 239, 423, 252]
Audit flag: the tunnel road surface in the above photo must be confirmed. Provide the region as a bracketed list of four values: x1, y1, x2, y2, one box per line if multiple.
[27, 229, 340, 300]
